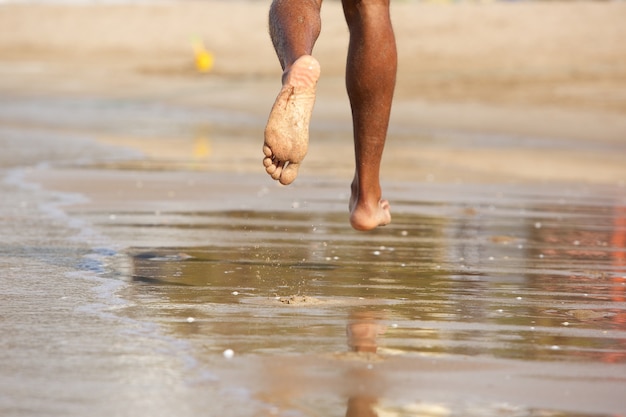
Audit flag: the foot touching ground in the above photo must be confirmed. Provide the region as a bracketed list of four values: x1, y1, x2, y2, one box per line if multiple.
[263, 55, 320, 185]
[349, 182, 392, 231]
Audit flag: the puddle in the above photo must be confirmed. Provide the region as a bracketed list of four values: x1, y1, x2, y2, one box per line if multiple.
[95, 183, 626, 416]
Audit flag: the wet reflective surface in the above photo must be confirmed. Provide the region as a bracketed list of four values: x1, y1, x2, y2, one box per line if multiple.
[90, 180, 626, 416]
[118, 199, 626, 360]
[1, 95, 626, 416]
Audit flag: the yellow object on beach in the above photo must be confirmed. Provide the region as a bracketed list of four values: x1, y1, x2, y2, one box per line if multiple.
[193, 136, 211, 159]
[192, 38, 214, 73]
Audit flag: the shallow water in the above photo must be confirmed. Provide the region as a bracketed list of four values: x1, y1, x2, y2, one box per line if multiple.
[1, 96, 626, 416]
[118, 199, 626, 362]
[79, 176, 626, 416]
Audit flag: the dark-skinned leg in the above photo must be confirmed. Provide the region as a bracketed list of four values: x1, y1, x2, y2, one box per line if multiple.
[343, 0, 397, 231]
[264, 0, 323, 185]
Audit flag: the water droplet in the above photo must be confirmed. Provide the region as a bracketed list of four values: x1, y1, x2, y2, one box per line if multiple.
[186, 317, 195, 323]
[223, 349, 234, 359]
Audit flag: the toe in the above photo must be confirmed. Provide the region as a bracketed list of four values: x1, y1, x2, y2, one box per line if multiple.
[271, 161, 284, 180]
[279, 163, 299, 185]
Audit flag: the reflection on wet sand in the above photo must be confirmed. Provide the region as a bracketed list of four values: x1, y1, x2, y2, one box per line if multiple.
[113, 185, 626, 416]
[345, 311, 385, 417]
[347, 311, 387, 354]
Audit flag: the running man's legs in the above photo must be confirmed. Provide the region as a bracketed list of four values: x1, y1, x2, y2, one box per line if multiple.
[343, 0, 397, 231]
[265, 0, 396, 231]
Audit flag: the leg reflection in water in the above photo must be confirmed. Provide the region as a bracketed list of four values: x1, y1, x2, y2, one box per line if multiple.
[345, 311, 387, 417]
[346, 396, 379, 417]
[347, 310, 387, 354]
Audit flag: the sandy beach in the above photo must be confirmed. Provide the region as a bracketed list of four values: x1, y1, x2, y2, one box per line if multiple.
[1, 0, 626, 183]
[1, 2, 626, 417]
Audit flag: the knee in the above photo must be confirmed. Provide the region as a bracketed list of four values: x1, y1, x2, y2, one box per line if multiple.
[342, 0, 391, 23]
[342, 0, 391, 11]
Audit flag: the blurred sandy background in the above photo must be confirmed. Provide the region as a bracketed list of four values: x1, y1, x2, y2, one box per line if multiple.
[1, 0, 625, 184]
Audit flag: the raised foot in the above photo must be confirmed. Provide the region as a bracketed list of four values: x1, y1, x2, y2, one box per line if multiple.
[349, 198, 392, 231]
[263, 55, 320, 185]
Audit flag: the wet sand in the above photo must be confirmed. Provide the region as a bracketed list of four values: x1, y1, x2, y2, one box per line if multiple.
[1, 1, 626, 416]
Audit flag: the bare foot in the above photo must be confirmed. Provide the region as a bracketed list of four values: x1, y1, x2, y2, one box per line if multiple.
[263, 55, 321, 185]
[350, 198, 392, 231]
[349, 183, 392, 231]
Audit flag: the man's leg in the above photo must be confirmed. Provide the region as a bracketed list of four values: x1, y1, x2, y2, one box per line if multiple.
[342, 0, 397, 231]
[264, 0, 323, 185]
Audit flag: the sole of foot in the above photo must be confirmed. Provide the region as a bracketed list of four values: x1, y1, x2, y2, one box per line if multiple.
[263, 55, 321, 185]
